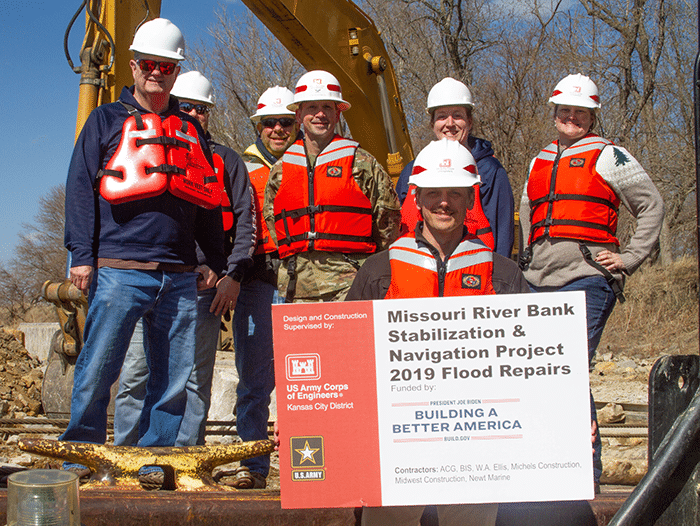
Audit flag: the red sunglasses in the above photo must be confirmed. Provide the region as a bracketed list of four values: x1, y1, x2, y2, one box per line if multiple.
[136, 59, 177, 75]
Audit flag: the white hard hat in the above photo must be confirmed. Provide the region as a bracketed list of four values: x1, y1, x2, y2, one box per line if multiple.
[288, 70, 351, 112]
[548, 73, 600, 109]
[426, 77, 474, 114]
[250, 86, 296, 122]
[129, 18, 185, 61]
[409, 138, 480, 188]
[171, 71, 214, 105]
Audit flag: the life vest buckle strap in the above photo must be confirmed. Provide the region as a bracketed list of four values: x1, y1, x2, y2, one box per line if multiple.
[274, 207, 309, 221]
[578, 243, 626, 303]
[146, 164, 186, 176]
[137, 136, 190, 149]
[96, 168, 124, 181]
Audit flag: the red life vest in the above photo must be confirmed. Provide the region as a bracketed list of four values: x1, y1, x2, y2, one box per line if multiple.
[527, 134, 620, 245]
[212, 152, 234, 231]
[99, 106, 221, 209]
[244, 149, 277, 255]
[400, 185, 495, 250]
[164, 117, 221, 209]
[385, 231, 495, 298]
[273, 136, 375, 258]
[99, 113, 169, 204]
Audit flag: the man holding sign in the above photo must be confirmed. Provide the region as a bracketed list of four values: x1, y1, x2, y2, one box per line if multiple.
[347, 138, 529, 525]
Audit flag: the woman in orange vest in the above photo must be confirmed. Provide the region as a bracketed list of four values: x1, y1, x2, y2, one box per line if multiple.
[519, 74, 664, 489]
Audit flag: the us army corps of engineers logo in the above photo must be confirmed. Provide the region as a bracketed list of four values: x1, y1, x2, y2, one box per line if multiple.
[290, 436, 325, 481]
[286, 353, 321, 381]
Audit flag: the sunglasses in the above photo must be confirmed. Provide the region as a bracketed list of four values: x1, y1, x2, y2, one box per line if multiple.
[180, 102, 210, 115]
[136, 59, 177, 75]
[261, 117, 295, 128]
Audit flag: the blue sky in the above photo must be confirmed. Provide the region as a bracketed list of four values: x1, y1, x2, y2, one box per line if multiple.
[0, 0, 241, 263]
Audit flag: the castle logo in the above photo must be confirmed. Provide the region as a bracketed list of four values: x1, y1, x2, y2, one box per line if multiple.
[286, 353, 321, 381]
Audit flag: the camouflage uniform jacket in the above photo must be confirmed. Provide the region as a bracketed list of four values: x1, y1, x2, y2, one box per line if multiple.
[263, 144, 400, 302]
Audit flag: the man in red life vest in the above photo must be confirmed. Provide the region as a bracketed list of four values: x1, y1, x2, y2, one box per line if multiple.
[263, 70, 401, 303]
[220, 86, 299, 488]
[111, 71, 256, 459]
[347, 138, 529, 526]
[63, 19, 227, 456]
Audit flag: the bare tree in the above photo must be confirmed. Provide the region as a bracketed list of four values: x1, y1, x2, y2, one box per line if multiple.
[0, 186, 67, 324]
[186, 7, 305, 152]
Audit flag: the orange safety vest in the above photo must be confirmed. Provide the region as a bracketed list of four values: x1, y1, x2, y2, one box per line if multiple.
[99, 104, 221, 209]
[212, 152, 234, 231]
[244, 151, 277, 255]
[527, 134, 620, 245]
[385, 231, 495, 298]
[400, 185, 495, 250]
[273, 136, 375, 258]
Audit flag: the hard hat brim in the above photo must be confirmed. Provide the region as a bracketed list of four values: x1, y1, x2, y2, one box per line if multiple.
[287, 99, 351, 112]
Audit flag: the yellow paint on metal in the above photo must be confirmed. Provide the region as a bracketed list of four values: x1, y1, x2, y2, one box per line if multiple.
[74, 0, 162, 141]
[19, 438, 275, 491]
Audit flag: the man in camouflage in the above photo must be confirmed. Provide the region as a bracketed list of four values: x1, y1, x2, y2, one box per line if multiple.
[263, 70, 400, 302]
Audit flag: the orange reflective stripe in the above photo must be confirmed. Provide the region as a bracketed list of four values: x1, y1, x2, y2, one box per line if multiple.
[385, 232, 495, 298]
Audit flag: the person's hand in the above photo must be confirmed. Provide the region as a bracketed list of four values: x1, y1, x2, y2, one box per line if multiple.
[70, 265, 94, 296]
[210, 275, 241, 316]
[273, 421, 280, 451]
[595, 250, 626, 272]
[195, 265, 217, 290]
[591, 420, 597, 455]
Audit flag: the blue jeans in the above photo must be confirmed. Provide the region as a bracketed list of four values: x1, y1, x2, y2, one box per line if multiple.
[233, 279, 280, 477]
[530, 275, 617, 483]
[112, 288, 221, 446]
[113, 319, 148, 446]
[177, 287, 221, 446]
[60, 268, 197, 446]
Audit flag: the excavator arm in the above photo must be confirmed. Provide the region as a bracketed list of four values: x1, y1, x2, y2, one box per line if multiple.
[68, 0, 162, 140]
[241, 0, 414, 179]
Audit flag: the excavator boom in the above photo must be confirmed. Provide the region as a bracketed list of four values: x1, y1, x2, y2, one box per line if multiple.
[241, 0, 414, 178]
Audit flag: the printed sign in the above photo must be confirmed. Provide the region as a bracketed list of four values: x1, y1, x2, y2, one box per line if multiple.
[272, 291, 593, 509]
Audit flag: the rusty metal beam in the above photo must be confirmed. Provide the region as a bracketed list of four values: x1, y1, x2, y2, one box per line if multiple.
[0, 489, 630, 526]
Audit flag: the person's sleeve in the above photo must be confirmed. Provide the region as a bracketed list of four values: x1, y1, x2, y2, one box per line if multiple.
[518, 158, 537, 252]
[195, 205, 226, 275]
[597, 145, 665, 274]
[395, 162, 413, 205]
[263, 160, 283, 246]
[354, 149, 401, 251]
[345, 265, 371, 301]
[64, 111, 105, 268]
[345, 251, 390, 300]
[492, 253, 531, 294]
[194, 137, 226, 274]
[224, 151, 256, 278]
[479, 158, 515, 258]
